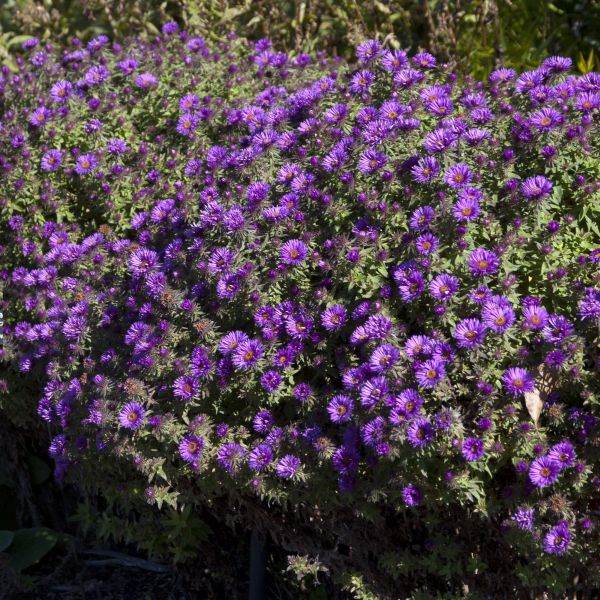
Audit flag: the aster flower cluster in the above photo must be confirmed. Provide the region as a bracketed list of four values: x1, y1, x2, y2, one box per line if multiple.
[2, 29, 600, 587]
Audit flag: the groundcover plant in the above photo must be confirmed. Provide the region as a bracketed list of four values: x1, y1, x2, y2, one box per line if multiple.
[2, 23, 600, 596]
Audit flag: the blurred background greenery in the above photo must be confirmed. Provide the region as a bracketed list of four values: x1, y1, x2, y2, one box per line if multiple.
[0, 0, 599, 78]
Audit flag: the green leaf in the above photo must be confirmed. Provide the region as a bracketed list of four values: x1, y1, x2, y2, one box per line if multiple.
[6, 527, 59, 572]
[0, 530, 14, 553]
[27, 455, 51, 486]
[6, 35, 36, 49]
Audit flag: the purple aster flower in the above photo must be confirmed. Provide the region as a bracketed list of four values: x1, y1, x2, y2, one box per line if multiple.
[415, 359, 446, 388]
[179, 435, 204, 463]
[423, 127, 457, 153]
[217, 443, 246, 473]
[461, 437, 485, 461]
[470, 285, 491, 304]
[327, 394, 354, 423]
[253, 409, 274, 434]
[452, 195, 481, 221]
[529, 456, 561, 488]
[50, 80, 73, 103]
[128, 248, 159, 276]
[429, 273, 460, 300]
[396, 269, 425, 302]
[395, 389, 423, 417]
[489, 67, 516, 84]
[8, 215, 24, 231]
[407, 418, 435, 448]
[381, 49, 408, 71]
[542, 55, 572, 71]
[542, 315, 574, 344]
[208, 247, 237, 274]
[29, 106, 51, 127]
[415, 232, 439, 255]
[575, 91, 600, 112]
[468, 248, 500, 277]
[361, 416, 386, 447]
[409, 205, 435, 230]
[530, 107, 563, 130]
[62, 315, 86, 340]
[280, 239, 308, 266]
[512, 507, 535, 531]
[545, 349, 566, 367]
[515, 69, 545, 93]
[522, 175, 553, 200]
[173, 376, 199, 401]
[261, 370, 282, 393]
[404, 335, 434, 359]
[427, 96, 454, 117]
[179, 94, 200, 112]
[482, 299, 515, 333]
[332, 446, 360, 474]
[74, 153, 98, 175]
[411, 156, 440, 183]
[216, 274, 241, 300]
[402, 484, 424, 506]
[444, 162, 472, 188]
[579, 288, 600, 321]
[358, 148, 388, 174]
[323, 103, 348, 124]
[232, 339, 264, 369]
[285, 311, 314, 340]
[177, 112, 199, 136]
[543, 521, 570, 555]
[248, 443, 273, 472]
[118, 402, 145, 430]
[547, 441, 576, 470]
[369, 344, 400, 373]
[356, 39, 381, 63]
[105, 138, 129, 156]
[522, 304, 549, 329]
[40, 149, 63, 171]
[322, 148, 349, 171]
[117, 57, 138, 74]
[272, 347, 294, 369]
[276, 455, 301, 479]
[413, 52, 436, 68]
[84, 64, 110, 86]
[350, 69, 375, 94]
[393, 67, 425, 88]
[502, 367, 535, 396]
[389, 408, 409, 428]
[321, 304, 348, 331]
[293, 383, 312, 402]
[454, 318, 487, 348]
[218, 331, 250, 355]
[359, 376, 389, 410]
[134, 72, 158, 89]
[462, 128, 491, 145]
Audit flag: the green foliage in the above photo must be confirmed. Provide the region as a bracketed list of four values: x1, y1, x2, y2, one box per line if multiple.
[73, 498, 212, 564]
[1, 0, 599, 76]
[0, 527, 63, 572]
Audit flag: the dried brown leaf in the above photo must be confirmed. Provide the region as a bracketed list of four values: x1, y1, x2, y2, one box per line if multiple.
[524, 364, 559, 427]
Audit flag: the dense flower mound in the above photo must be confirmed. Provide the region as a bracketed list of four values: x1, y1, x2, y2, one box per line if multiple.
[3, 26, 600, 593]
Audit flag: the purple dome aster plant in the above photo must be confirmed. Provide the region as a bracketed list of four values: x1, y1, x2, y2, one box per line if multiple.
[2, 31, 600, 593]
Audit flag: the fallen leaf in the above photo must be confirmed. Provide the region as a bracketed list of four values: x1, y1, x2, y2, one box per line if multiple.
[524, 364, 559, 427]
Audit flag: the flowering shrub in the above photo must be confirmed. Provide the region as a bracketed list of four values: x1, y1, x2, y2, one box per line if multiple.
[3, 25, 600, 596]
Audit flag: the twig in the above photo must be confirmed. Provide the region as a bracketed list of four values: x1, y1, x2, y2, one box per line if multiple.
[82, 549, 169, 573]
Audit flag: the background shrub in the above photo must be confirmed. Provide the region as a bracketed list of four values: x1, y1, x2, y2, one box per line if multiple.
[1, 0, 600, 77]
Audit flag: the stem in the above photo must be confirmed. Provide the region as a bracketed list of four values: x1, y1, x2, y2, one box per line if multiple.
[249, 529, 267, 600]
